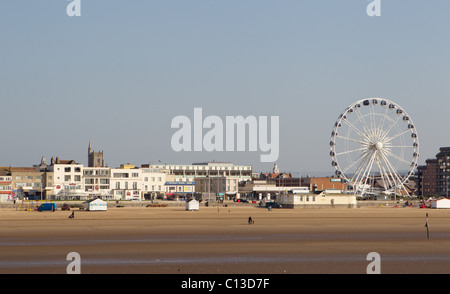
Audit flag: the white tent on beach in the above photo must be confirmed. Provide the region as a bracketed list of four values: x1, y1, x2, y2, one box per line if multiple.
[84, 198, 107, 211]
[431, 198, 450, 209]
[185, 199, 199, 211]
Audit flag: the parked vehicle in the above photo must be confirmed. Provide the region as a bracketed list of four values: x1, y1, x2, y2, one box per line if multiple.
[265, 202, 282, 208]
[37, 203, 57, 212]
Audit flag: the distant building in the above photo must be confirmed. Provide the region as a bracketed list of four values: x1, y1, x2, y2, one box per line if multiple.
[277, 189, 357, 208]
[417, 159, 438, 196]
[88, 140, 104, 168]
[259, 163, 292, 180]
[164, 181, 195, 200]
[303, 177, 347, 192]
[9, 167, 46, 200]
[47, 157, 85, 200]
[141, 167, 170, 200]
[195, 176, 240, 201]
[150, 162, 253, 183]
[110, 165, 142, 200]
[83, 167, 111, 198]
[417, 147, 450, 197]
[0, 168, 13, 202]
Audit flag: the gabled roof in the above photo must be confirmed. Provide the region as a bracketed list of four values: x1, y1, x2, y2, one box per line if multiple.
[83, 198, 106, 204]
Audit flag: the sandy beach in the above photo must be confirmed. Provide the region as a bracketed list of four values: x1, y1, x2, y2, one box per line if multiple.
[1, 205, 450, 274]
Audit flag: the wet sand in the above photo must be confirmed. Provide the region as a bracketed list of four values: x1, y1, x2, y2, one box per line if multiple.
[1, 205, 450, 274]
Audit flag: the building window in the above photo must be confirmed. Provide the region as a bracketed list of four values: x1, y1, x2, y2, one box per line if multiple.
[65, 175, 71, 181]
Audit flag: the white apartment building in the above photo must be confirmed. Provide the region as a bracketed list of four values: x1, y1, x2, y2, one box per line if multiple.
[110, 166, 142, 200]
[46, 158, 85, 199]
[140, 168, 170, 199]
[149, 162, 253, 182]
[84, 167, 111, 198]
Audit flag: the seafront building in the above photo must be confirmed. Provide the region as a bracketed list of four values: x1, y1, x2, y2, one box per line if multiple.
[417, 147, 450, 197]
[0, 141, 360, 203]
[0, 168, 13, 202]
[277, 189, 357, 208]
[149, 162, 253, 183]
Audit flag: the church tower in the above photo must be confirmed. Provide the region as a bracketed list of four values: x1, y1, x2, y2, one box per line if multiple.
[88, 140, 105, 167]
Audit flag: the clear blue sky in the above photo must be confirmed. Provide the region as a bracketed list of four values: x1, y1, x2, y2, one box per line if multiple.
[1, 1, 449, 174]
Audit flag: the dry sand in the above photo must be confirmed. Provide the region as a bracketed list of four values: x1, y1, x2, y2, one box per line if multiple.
[1, 205, 450, 274]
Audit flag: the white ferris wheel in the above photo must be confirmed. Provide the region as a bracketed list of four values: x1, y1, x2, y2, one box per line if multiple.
[330, 98, 419, 197]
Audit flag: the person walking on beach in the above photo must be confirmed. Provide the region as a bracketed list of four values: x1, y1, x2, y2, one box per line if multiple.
[248, 216, 253, 225]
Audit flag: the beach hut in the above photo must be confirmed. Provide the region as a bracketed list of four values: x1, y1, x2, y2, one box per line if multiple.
[85, 198, 107, 211]
[185, 199, 199, 211]
[431, 198, 450, 209]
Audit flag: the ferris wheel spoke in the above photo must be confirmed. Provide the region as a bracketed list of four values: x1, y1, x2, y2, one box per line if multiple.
[385, 129, 412, 143]
[335, 135, 368, 145]
[379, 151, 405, 189]
[354, 107, 372, 138]
[335, 147, 367, 157]
[341, 119, 371, 143]
[381, 114, 402, 141]
[383, 149, 412, 166]
[378, 155, 398, 190]
[376, 156, 394, 191]
[341, 151, 367, 175]
[388, 145, 415, 148]
[360, 152, 377, 195]
[369, 104, 378, 138]
[376, 106, 390, 139]
[351, 150, 373, 188]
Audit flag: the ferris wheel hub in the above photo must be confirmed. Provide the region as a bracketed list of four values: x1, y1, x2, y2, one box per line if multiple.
[374, 142, 383, 150]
